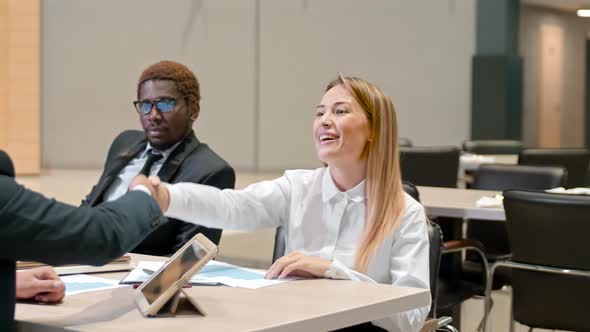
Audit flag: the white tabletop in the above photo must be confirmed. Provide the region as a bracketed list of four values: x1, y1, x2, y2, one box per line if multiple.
[15, 254, 430, 332]
[418, 186, 505, 221]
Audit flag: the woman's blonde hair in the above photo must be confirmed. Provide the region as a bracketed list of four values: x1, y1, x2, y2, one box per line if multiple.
[325, 75, 405, 272]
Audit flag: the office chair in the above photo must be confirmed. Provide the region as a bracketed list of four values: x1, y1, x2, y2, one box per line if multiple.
[462, 140, 524, 155]
[483, 190, 590, 332]
[404, 182, 486, 331]
[272, 226, 286, 264]
[518, 148, 590, 188]
[420, 219, 459, 332]
[464, 164, 566, 289]
[400, 146, 460, 188]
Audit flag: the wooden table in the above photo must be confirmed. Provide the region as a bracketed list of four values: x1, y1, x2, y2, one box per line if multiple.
[418, 186, 505, 221]
[15, 255, 430, 332]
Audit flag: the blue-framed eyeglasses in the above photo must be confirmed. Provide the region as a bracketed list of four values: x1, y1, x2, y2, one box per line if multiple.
[133, 96, 185, 115]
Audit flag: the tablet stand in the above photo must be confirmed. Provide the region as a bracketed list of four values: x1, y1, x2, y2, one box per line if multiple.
[153, 289, 205, 317]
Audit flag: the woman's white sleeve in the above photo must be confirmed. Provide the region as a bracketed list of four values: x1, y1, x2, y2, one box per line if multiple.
[324, 204, 431, 332]
[165, 175, 292, 231]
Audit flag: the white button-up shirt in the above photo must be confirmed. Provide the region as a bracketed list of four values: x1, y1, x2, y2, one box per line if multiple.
[103, 141, 181, 202]
[166, 167, 430, 332]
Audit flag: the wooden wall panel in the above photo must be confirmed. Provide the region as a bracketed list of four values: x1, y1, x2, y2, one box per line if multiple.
[0, 0, 40, 174]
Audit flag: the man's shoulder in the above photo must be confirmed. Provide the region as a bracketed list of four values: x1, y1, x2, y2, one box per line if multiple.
[184, 141, 232, 170]
[169, 139, 235, 185]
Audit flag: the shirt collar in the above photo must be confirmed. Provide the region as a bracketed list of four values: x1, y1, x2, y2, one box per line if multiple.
[321, 167, 366, 203]
[141, 140, 182, 160]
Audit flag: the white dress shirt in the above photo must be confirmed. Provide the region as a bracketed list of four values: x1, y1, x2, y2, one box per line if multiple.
[166, 167, 431, 332]
[103, 141, 181, 202]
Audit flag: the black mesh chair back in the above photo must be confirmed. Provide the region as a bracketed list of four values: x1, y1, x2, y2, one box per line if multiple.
[502, 190, 590, 330]
[402, 181, 420, 202]
[518, 148, 590, 188]
[272, 226, 286, 263]
[400, 146, 460, 188]
[426, 220, 443, 317]
[462, 140, 524, 155]
[467, 164, 566, 259]
[398, 137, 413, 148]
[473, 164, 566, 191]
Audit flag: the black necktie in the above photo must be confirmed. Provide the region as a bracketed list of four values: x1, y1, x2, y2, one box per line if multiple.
[139, 150, 163, 176]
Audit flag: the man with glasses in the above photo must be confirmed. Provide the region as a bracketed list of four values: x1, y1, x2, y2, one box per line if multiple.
[82, 60, 235, 256]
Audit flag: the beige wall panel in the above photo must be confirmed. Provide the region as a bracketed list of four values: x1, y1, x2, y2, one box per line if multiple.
[520, 6, 586, 148]
[42, 0, 256, 170]
[258, 0, 476, 170]
[8, 79, 38, 95]
[0, 2, 7, 148]
[9, 0, 37, 12]
[0, 0, 40, 174]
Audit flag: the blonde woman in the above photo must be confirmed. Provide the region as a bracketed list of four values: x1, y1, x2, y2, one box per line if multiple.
[132, 76, 430, 332]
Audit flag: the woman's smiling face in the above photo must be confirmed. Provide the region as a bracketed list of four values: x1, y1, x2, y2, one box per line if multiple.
[313, 84, 370, 166]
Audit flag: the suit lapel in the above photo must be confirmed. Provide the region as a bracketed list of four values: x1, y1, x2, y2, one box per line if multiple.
[158, 131, 200, 183]
[89, 139, 147, 206]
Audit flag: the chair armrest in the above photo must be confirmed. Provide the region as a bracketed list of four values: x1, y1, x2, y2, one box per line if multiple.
[420, 316, 458, 332]
[487, 253, 512, 261]
[443, 239, 485, 252]
[419, 318, 438, 332]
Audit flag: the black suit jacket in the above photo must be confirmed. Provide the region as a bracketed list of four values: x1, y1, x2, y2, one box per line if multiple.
[82, 130, 235, 256]
[0, 173, 167, 331]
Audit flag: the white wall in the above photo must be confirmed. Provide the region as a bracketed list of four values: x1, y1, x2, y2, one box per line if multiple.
[41, 0, 476, 171]
[520, 5, 587, 148]
[41, 0, 256, 169]
[259, 0, 476, 170]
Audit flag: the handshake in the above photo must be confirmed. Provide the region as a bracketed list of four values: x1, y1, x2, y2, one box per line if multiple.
[129, 175, 170, 212]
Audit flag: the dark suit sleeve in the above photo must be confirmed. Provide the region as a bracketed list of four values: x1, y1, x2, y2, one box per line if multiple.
[0, 176, 167, 266]
[172, 165, 236, 252]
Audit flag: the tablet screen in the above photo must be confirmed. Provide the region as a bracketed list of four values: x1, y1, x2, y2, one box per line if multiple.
[141, 242, 207, 304]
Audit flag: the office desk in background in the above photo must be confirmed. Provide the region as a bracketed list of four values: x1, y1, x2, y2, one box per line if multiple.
[459, 154, 518, 172]
[15, 254, 430, 332]
[418, 186, 504, 221]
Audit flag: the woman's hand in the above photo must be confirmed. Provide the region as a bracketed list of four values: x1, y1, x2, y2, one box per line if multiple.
[16, 266, 65, 303]
[265, 252, 331, 279]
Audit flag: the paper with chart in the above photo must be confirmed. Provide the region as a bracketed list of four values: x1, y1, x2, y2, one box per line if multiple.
[61, 274, 125, 295]
[121, 260, 289, 289]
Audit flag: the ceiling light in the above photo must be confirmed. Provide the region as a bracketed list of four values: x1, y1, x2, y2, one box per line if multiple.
[577, 9, 590, 17]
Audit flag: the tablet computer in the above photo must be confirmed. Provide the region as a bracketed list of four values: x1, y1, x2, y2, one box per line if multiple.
[133, 233, 217, 316]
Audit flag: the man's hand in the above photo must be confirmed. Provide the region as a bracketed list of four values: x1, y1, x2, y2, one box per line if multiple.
[265, 252, 331, 280]
[129, 175, 170, 212]
[16, 266, 65, 303]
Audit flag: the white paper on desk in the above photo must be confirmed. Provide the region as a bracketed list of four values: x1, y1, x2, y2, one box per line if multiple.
[121, 260, 289, 289]
[546, 187, 590, 195]
[460, 154, 497, 170]
[61, 274, 125, 296]
[476, 195, 504, 208]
